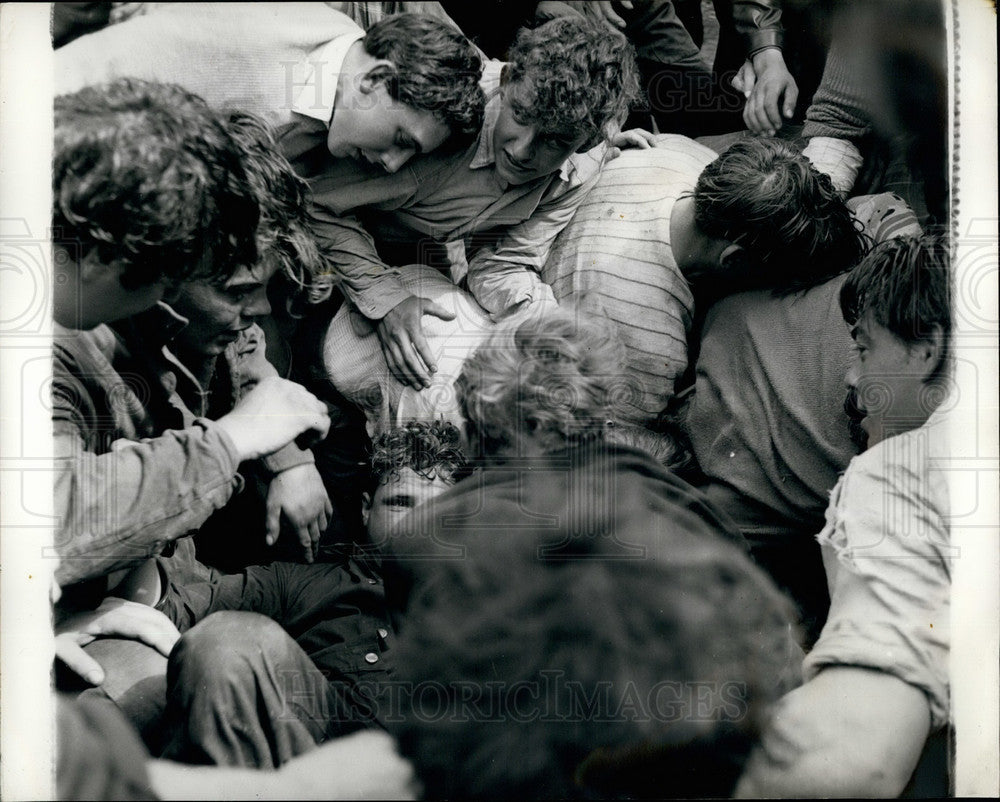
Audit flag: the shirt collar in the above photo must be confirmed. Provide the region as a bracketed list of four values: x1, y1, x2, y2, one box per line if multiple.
[292, 29, 366, 125]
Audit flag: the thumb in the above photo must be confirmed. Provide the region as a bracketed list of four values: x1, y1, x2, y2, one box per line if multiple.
[783, 84, 799, 118]
[420, 299, 457, 322]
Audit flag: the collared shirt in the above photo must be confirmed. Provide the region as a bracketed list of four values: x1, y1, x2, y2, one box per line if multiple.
[307, 60, 606, 319]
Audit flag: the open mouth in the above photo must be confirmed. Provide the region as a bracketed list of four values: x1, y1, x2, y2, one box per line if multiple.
[500, 150, 533, 177]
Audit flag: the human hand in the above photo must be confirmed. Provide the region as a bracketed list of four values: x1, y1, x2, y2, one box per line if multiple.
[376, 295, 456, 389]
[536, 1, 633, 32]
[216, 376, 330, 461]
[736, 49, 799, 136]
[265, 463, 332, 563]
[607, 127, 656, 160]
[278, 730, 421, 800]
[55, 597, 180, 686]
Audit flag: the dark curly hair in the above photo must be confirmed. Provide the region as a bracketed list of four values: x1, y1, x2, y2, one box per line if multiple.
[364, 13, 485, 143]
[840, 232, 952, 384]
[693, 138, 870, 294]
[457, 309, 633, 460]
[504, 16, 640, 150]
[370, 420, 469, 488]
[53, 78, 259, 289]
[223, 111, 325, 299]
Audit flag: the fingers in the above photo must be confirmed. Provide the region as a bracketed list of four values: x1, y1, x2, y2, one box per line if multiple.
[383, 334, 428, 389]
[782, 81, 800, 119]
[88, 599, 181, 657]
[55, 635, 104, 686]
[597, 1, 627, 28]
[265, 490, 282, 547]
[421, 300, 457, 322]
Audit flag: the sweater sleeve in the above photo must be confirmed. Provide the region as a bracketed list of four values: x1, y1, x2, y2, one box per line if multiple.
[53, 419, 242, 586]
[802, 37, 874, 141]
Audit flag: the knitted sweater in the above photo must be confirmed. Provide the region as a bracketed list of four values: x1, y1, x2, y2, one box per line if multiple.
[56, 2, 362, 130]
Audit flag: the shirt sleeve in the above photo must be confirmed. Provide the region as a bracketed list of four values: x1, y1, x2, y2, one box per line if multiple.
[465, 154, 604, 317]
[805, 432, 951, 729]
[53, 419, 242, 587]
[733, 0, 784, 56]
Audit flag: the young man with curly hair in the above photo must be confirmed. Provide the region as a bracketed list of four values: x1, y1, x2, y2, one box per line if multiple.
[374, 309, 801, 797]
[113, 111, 333, 573]
[51, 79, 332, 766]
[315, 15, 643, 390]
[55, 5, 485, 174]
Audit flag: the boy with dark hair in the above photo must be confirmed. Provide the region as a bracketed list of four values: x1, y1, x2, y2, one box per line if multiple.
[52, 78, 331, 697]
[55, 4, 485, 173]
[51, 79, 259, 330]
[672, 137, 869, 294]
[737, 234, 953, 797]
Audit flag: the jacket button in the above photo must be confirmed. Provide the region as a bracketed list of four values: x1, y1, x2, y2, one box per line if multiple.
[364, 652, 379, 664]
[377, 628, 389, 639]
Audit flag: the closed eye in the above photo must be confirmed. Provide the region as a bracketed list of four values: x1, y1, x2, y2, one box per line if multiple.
[380, 494, 416, 508]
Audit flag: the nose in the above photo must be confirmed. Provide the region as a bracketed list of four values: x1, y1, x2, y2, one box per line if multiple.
[243, 287, 271, 320]
[379, 146, 413, 174]
[845, 361, 860, 390]
[507, 125, 538, 166]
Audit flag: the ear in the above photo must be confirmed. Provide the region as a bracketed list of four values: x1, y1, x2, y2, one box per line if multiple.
[913, 323, 945, 382]
[359, 61, 396, 94]
[361, 491, 372, 528]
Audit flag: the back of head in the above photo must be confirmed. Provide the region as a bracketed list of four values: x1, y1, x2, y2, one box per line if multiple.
[363, 13, 485, 143]
[504, 16, 640, 150]
[693, 138, 868, 293]
[840, 232, 952, 384]
[457, 309, 632, 460]
[53, 78, 259, 289]
[391, 521, 798, 799]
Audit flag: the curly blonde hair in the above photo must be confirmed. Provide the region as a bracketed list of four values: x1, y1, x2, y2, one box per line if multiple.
[457, 310, 632, 459]
[504, 16, 640, 150]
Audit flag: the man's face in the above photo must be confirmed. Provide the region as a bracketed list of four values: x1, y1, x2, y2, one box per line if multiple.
[327, 80, 450, 174]
[846, 311, 931, 447]
[492, 79, 589, 186]
[52, 246, 169, 330]
[170, 260, 280, 356]
[364, 466, 454, 543]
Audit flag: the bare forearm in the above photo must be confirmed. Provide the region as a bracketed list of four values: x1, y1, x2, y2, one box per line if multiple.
[735, 667, 931, 798]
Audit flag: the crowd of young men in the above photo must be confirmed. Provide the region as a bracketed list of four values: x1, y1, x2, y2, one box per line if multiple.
[45, 2, 953, 798]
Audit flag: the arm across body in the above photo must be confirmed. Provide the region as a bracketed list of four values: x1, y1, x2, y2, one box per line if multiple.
[737, 432, 950, 797]
[466, 153, 605, 317]
[53, 419, 242, 587]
